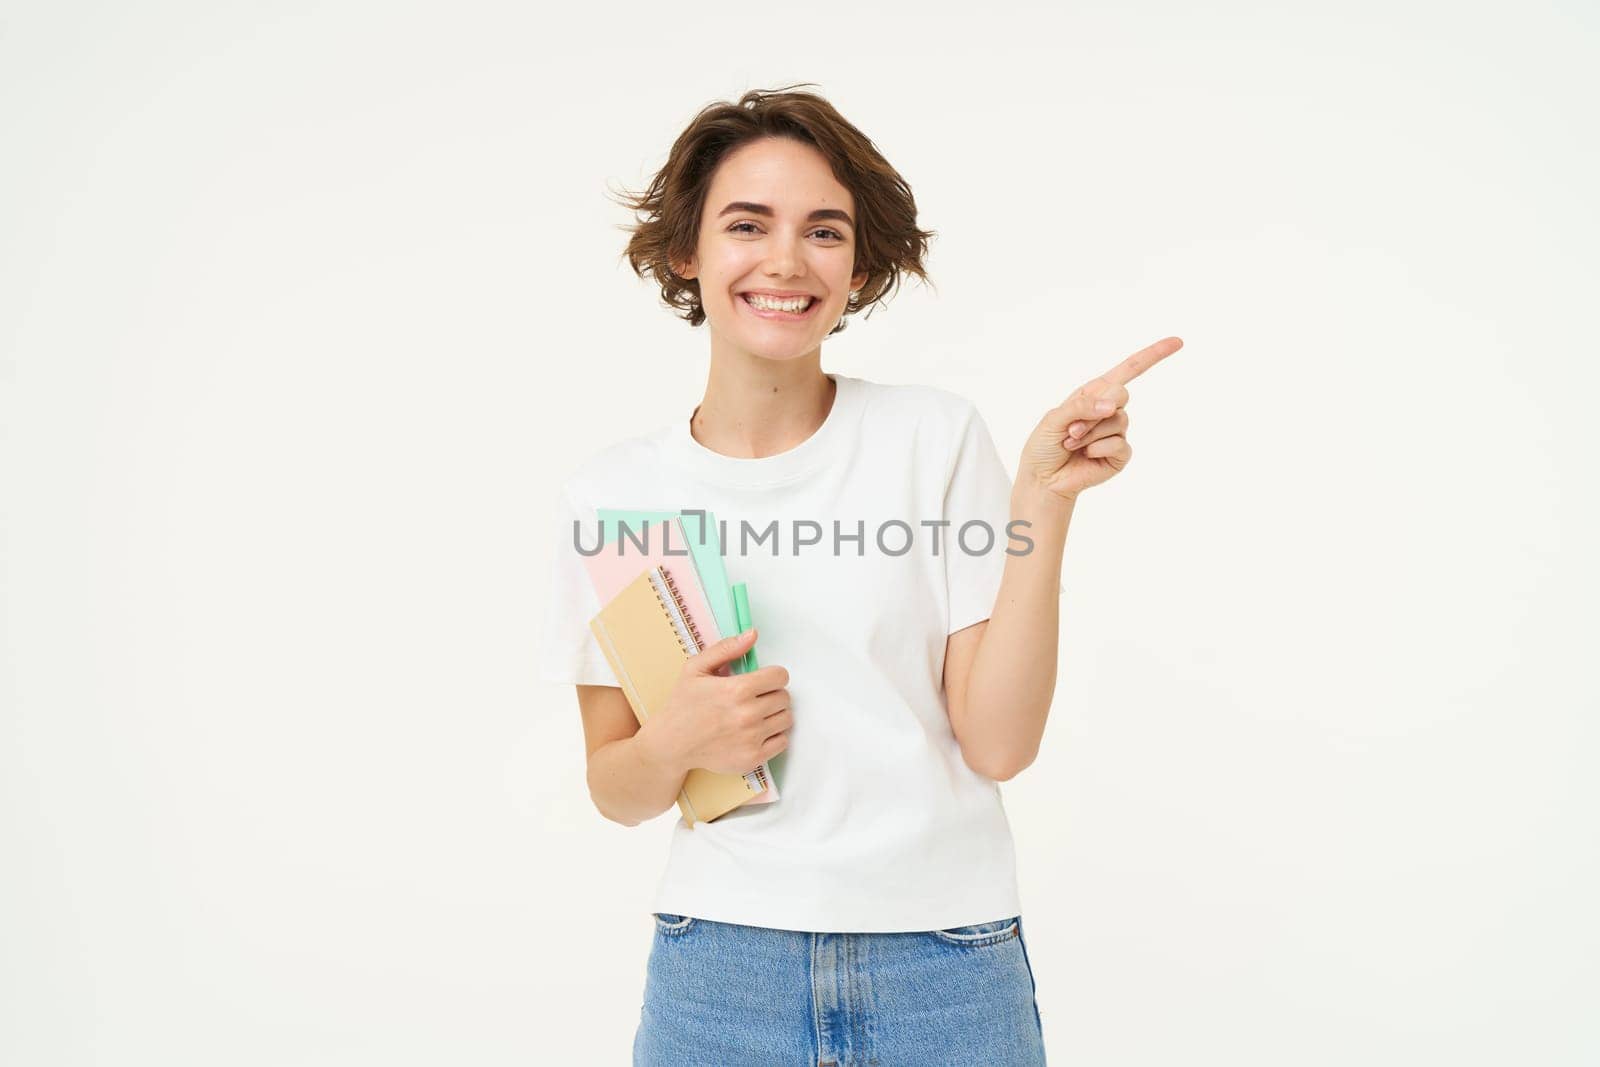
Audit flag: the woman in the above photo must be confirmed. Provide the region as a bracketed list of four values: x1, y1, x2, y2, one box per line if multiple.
[540, 84, 1181, 1065]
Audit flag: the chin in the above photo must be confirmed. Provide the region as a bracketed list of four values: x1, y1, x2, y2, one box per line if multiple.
[744, 344, 821, 363]
[707, 315, 826, 361]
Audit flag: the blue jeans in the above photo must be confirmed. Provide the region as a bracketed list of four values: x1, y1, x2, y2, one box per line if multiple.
[634, 913, 1047, 1065]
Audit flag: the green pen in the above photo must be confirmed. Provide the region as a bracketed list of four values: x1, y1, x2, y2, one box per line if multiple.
[732, 581, 784, 793]
[732, 582, 757, 673]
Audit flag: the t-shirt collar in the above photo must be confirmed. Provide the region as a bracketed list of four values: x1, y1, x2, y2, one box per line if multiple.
[669, 372, 863, 489]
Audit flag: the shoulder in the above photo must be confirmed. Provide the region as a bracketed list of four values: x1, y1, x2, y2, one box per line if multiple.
[844, 376, 999, 491]
[846, 375, 983, 437]
[849, 377, 992, 475]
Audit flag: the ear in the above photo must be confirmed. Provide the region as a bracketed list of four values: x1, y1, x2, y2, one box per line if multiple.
[674, 254, 699, 282]
[850, 269, 868, 292]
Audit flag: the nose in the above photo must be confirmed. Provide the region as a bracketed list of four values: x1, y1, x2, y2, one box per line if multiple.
[763, 232, 807, 280]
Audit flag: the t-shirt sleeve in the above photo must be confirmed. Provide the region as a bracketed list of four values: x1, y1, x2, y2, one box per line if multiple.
[538, 484, 620, 686]
[943, 402, 1016, 635]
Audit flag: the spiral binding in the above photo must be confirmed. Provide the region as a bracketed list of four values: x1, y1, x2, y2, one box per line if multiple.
[649, 566, 706, 656]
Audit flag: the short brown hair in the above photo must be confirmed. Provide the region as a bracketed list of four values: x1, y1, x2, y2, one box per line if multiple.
[609, 84, 936, 336]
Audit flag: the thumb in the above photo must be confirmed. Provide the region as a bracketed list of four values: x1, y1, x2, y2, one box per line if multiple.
[1039, 378, 1127, 434]
[690, 627, 758, 674]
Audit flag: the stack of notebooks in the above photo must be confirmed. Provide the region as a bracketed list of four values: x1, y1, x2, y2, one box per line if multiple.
[583, 509, 782, 828]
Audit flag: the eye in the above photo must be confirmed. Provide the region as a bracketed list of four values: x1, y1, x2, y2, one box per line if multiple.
[727, 221, 847, 242]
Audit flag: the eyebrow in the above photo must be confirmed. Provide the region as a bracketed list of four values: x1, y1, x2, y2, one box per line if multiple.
[716, 201, 855, 229]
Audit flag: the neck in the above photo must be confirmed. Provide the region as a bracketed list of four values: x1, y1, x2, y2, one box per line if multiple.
[690, 344, 835, 460]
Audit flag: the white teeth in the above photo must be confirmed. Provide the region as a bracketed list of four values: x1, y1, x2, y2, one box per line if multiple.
[744, 294, 812, 313]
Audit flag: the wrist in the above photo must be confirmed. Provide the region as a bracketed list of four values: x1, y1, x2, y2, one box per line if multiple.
[636, 715, 688, 776]
[1014, 479, 1077, 520]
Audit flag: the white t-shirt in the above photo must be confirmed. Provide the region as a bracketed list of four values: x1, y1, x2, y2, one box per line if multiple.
[539, 371, 1030, 932]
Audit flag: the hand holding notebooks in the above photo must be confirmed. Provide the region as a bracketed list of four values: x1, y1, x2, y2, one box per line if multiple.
[581, 513, 780, 802]
[587, 564, 772, 828]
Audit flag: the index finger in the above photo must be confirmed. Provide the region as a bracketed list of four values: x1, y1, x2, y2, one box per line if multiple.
[1100, 336, 1184, 387]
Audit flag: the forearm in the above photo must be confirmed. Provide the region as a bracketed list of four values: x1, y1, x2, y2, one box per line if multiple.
[586, 717, 689, 827]
[958, 484, 1074, 778]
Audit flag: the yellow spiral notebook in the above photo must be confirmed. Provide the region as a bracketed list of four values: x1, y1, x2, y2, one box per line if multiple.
[588, 564, 770, 828]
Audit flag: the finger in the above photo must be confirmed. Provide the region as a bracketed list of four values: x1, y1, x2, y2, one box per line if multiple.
[738, 664, 789, 696]
[1099, 336, 1183, 388]
[1082, 435, 1133, 465]
[691, 627, 758, 674]
[1064, 410, 1129, 450]
[752, 689, 790, 717]
[1064, 405, 1131, 441]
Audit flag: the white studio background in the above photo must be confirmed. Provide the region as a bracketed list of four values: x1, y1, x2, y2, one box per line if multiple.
[3, 1, 1596, 1064]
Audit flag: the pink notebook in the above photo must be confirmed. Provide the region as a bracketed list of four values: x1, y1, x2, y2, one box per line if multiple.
[581, 515, 778, 804]
[582, 517, 717, 632]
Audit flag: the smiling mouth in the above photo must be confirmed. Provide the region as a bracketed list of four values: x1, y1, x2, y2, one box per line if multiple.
[740, 293, 819, 319]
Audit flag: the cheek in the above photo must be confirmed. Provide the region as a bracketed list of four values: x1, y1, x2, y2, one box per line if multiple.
[824, 250, 860, 286]
[698, 255, 750, 298]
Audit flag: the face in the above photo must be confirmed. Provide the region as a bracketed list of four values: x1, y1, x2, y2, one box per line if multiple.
[675, 137, 870, 364]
